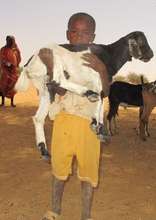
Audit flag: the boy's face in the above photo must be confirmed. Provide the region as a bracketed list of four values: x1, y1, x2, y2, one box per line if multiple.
[66, 18, 95, 45]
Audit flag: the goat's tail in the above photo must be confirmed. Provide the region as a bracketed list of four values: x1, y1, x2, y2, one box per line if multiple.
[14, 68, 30, 92]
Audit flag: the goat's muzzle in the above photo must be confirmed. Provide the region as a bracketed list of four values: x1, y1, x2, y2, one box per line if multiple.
[141, 49, 154, 62]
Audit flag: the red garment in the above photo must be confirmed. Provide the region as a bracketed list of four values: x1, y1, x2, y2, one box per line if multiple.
[0, 43, 21, 98]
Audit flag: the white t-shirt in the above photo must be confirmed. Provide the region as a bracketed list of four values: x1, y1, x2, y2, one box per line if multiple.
[49, 91, 100, 121]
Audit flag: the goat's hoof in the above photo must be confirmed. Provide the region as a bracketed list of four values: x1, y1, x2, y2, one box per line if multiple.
[97, 124, 111, 144]
[42, 154, 51, 162]
[38, 142, 51, 162]
[97, 133, 111, 144]
[90, 119, 97, 133]
[37, 142, 44, 150]
[83, 90, 99, 102]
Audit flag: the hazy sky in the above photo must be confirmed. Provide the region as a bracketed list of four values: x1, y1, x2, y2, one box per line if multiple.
[1, 0, 156, 80]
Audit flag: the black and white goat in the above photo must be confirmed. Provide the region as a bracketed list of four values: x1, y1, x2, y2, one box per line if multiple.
[15, 31, 153, 160]
[107, 78, 156, 140]
[107, 80, 143, 135]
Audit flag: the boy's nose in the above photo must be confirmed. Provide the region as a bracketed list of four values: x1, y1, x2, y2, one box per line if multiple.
[76, 32, 84, 37]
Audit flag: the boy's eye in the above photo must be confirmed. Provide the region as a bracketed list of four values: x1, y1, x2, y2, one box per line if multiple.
[70, 30, 77, 34]
[69, 30, 92, 36]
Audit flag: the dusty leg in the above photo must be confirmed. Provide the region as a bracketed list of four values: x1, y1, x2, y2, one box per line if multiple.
[81, 181, 94, 220]
[42, 176, 65, 220]
[51, 176, 65, 215]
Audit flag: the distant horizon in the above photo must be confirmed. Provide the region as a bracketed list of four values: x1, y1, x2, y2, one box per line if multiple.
[1, 0, 155, 80]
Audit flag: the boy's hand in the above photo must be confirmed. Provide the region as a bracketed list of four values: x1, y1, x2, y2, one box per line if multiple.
[82, 53, 110, 97]
[82, 53, 107, 74]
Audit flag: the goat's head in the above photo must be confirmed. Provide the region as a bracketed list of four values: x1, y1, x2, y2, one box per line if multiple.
[149, 81, 156, 93]
[142, 80, 156, 93]
[128, 31, 153, 62]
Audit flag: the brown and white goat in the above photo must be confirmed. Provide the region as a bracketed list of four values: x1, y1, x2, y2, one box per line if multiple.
[139, 79, 156, 141]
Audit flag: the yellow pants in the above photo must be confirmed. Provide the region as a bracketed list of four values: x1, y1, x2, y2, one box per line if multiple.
[51, 112, 100, 187]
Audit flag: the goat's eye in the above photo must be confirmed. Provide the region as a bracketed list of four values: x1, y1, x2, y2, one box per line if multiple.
[140, 45, 146, 52]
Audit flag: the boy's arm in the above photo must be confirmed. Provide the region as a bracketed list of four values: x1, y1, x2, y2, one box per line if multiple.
[82, 53, 110, 97]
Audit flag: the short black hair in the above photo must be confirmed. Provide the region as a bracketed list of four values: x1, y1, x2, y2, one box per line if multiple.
[68, 12, 96, 33]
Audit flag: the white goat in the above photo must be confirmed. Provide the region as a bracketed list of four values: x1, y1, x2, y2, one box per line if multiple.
[15, 31, 154, 159]
[15, 43, 105, 159]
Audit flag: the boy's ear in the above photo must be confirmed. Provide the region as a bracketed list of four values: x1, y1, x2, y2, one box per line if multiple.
[66, 30, 70, 41]
[90, 33, 96, 43]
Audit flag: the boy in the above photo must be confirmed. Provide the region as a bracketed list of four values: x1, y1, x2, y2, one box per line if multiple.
[40, 12, 109, 220]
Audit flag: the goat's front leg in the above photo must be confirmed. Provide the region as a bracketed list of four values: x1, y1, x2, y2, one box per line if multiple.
[60, 79, 99, 102]
[139, 118, 146, 141]
[139, 106, 147, 141]
[139, 105, 153, 141]
[140, 105, 150, 137]
[107, 117, 117, 136]
[90, 99, 110, 143]
[143, 107, 153, 138]
[33, 90, 51, 160]
[107, 116, 116, 136]
[145, 121, 150, 137]
[106, 112, 113, 136]
[90, 99, 102, 132]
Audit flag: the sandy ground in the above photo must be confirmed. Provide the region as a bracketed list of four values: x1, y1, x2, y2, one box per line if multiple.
[0, 86, 156, 220]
